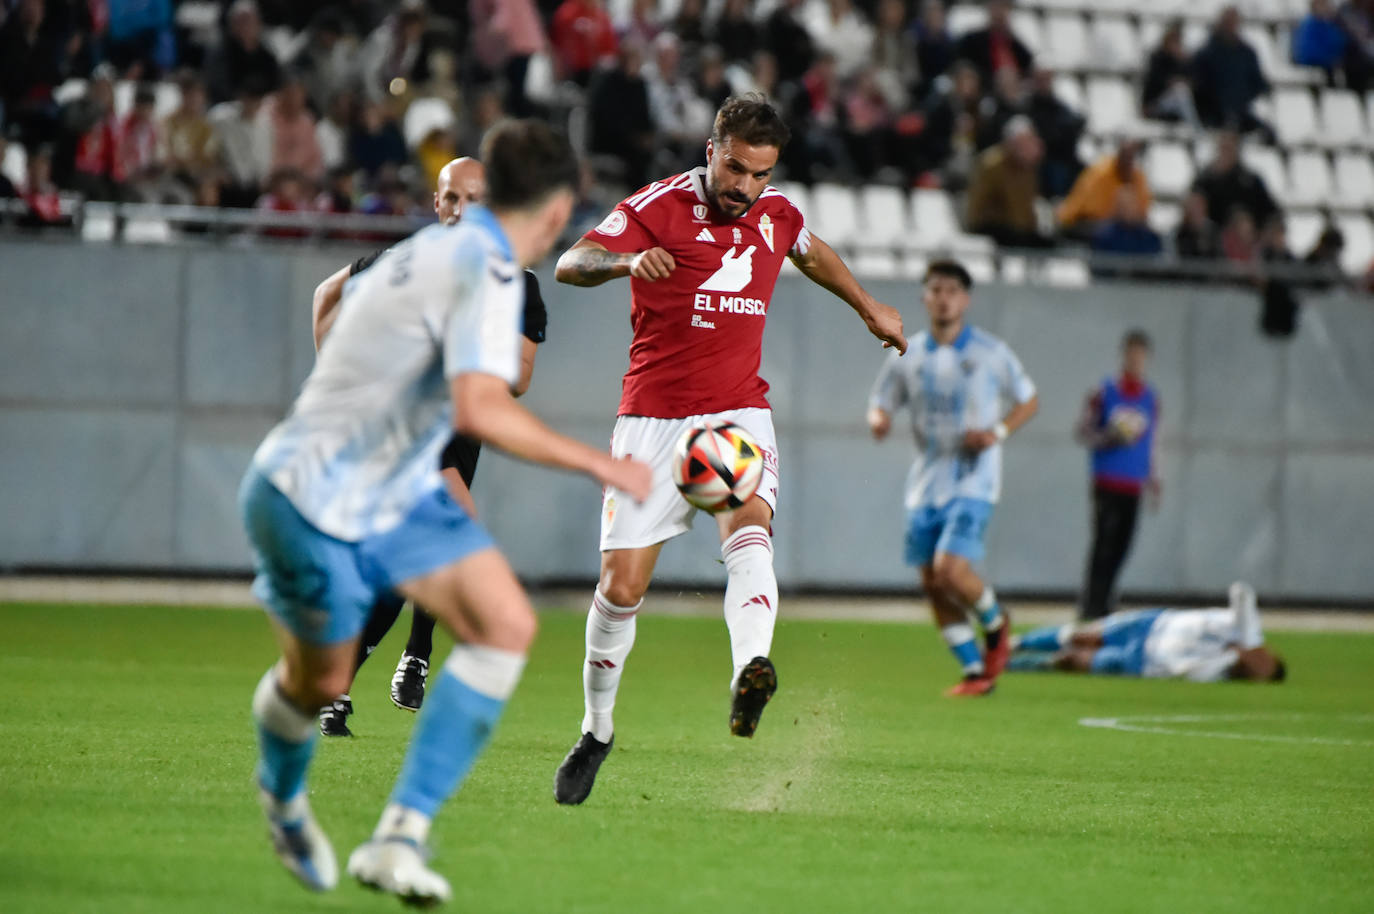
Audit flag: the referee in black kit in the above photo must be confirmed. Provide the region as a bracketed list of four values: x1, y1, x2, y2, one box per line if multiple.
[309, 156, 548, 735]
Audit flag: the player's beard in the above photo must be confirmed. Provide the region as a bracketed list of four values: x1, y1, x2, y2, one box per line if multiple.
[705, 176, 757, 220]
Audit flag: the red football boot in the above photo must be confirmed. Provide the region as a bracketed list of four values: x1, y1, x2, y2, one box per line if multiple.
[943, 675, 996, 697]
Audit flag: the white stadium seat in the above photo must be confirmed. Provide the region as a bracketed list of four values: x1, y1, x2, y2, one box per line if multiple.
[1077, 135, 1100, 166]
[852, 250, 899, 279]
[946, 4, 988, 37]
[1148, 201, 1181, 236]
[1332, 153, 1374, 208]
[1335, 214, 1374, 274]
[2, 141, 26, 188]
[1319, 90, 1366, 147]
[123, 216, 174, 244]
[1286, 210, 1325, 257]
[910, 189, 962, 249]
[1284, 151, 1333, 208]
[1085, 76, 1137, 136]
[1000, 254, 1028, 285]
[1043, 14, 1090, 71]
[962, 253, 997, 285]
[1089, 17, 1140, 73]
[1010, 10, 1044, 54]
[1242, 146, 1289, 202]
[772, 182, 811, 223]
[1240, 25, 1280, 80]
[1053, 74, 1084, 112]
[900, 253, 930, 280]
[811, 183, 861, 247]
[1042, 257, 1092, 287]
[858, 185, 912, 250]
[1145, 142, 1196, 199]
[1273, 88, 1319, 146]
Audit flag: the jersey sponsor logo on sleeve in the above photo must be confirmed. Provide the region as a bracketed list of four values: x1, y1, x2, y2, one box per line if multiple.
[596, 209, 627, 236]
[759, 214, 774, 252]
[698, 245, 756, 293]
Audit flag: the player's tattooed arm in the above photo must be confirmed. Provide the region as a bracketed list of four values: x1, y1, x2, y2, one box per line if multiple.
[790, 235, 908, 354]
[556, 239, 676, 286]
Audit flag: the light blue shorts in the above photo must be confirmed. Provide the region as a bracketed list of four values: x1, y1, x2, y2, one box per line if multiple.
[905, 497, 995, 567]
[1089, 609, 1163, 676]
[239, 469, 494, 645]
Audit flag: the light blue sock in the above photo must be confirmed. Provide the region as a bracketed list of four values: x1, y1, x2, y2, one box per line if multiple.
[388, 646, 525, 818]
[940, 623, 985, 676]
[1007, 652, 1056, 672]
[1018, 624, 1068, 653]
[252, 669, 317, 803]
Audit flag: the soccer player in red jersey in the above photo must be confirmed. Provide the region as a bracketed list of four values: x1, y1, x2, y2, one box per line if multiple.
[550, 94, 907, 805]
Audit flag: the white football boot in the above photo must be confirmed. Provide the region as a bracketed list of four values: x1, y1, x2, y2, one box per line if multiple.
[259, 788, 338, 891]
[348, 838, 452, 907]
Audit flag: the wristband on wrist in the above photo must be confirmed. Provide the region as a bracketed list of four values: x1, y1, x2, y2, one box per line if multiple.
[993, 422, 1009, 442]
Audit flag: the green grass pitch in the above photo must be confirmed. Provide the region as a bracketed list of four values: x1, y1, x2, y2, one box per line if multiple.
[2, 601, 1371, 914]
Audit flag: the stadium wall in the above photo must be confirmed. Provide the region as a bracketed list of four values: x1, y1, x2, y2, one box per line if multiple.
[2, 237, 1372, 602]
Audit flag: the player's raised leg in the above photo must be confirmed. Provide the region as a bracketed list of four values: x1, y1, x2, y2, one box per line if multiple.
[241, 470, 377, 892]
[554, 542, 661, 805]
[349, 545, 536, 906]
[718, 496, 779, 737]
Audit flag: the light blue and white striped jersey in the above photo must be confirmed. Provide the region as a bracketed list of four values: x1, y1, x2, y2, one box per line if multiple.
[252, 206, 524, 541]
[869, 325, 1036, 509]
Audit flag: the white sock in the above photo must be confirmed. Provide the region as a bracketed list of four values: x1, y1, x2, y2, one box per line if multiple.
[722, 526, 779, 686]
[252, 667, 316, 742]
[445, 643, 527, 700]
[581, 589, 639, 743]
[374, 803, 432, 845]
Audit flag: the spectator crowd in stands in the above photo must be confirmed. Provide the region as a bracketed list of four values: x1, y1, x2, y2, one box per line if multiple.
[0, 0, 1369, 285]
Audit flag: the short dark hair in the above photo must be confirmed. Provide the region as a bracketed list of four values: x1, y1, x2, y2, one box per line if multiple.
[712, 93, 790, 150]
[925, 258, 973, 289]
[1122, 328, 1152, 350]
[481, 119, 579, 211]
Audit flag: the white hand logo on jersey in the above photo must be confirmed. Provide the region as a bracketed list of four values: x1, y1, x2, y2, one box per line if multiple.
[698, 245, 756, 293]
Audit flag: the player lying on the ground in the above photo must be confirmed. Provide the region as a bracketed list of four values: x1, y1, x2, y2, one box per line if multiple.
[239, 120, 651, 904]
[1008, 581, 1286, 682]
[549, 93, 907, 806]
[310, 156, 550, 737]
[867, 260, 1039, 697]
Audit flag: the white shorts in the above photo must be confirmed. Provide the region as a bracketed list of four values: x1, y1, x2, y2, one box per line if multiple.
[600, 407, 780, 552]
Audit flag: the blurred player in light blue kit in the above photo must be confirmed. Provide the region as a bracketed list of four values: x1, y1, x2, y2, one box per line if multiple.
[867, 260, 1039, 696]
[238, 120, 651, 904]
[1009, 581, 1286, 682]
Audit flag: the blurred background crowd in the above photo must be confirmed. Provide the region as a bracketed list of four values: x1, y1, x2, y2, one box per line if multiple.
[2, 0, 1374, 286]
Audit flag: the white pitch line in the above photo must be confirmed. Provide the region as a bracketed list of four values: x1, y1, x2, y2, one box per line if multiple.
[1079, 713, 1374, 747]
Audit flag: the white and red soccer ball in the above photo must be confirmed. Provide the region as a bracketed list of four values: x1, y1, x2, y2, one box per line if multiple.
[671, 422, 764, 513]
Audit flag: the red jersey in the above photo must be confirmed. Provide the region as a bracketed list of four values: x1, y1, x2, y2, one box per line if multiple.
[584, 167, 811, 419]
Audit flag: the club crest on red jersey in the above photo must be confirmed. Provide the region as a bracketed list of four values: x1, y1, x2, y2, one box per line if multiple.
[759, 213, 774, 252]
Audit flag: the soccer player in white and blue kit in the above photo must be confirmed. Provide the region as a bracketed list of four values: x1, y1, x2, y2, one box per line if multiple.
[867, 260, 1039, 696]
[1009, 581, 1286, 682]
[238, 121, 651, 904]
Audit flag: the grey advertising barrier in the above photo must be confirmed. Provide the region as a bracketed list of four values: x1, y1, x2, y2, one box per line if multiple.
[1, 238, 1371, 601]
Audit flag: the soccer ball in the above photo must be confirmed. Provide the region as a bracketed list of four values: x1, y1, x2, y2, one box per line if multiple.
[671, 422, 764, 513]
